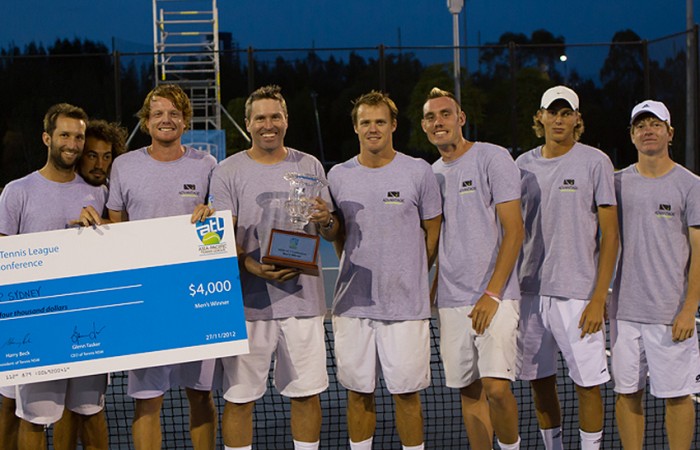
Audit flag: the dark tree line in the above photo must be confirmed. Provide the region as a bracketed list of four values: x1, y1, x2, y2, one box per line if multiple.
[0, 29, 691, 187]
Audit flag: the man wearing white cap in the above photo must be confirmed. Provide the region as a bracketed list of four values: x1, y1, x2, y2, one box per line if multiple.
[611, 100, 700, 449]
[516, 86, 619, 450]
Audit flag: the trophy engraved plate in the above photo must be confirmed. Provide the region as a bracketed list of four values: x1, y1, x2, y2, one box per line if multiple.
[262, 173, 326, 276]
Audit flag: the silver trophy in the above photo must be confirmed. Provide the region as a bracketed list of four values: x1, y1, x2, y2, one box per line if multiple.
[283, 172, 328, 231]
[262, 172, 327, 276]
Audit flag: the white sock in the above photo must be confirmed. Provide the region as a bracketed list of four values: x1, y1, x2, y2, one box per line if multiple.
[540, 427, 563, 450]
[224, 446, 252, 450]
[349, 436, 373, 450]
[402, 444, 424, 450]
[580, 429, 603, 450]
[497, 436, 521, 450]
[294, 440, 320, 450]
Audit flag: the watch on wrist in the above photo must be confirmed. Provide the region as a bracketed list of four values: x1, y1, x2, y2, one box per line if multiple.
[322, 216, 335, 230]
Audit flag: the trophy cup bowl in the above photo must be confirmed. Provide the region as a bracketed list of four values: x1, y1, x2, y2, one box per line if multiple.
[284, 173, 327, 225]
[262, 173, 327, 276]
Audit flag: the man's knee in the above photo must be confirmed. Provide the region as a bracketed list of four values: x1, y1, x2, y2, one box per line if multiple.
[482, 378, 513, 403]
[575, 383, 602, 403]
[393, 392, 422, 413]
[134, 396, 164, 417]
[617, 390, 644, 402]
[186, 389, 214, 414]
[348, 391, 375, 410]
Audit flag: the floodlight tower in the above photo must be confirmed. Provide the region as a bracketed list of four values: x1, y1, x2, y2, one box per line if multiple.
[447, 0, 464, 104]
[153, 0, 221, 130]
[687, 0, 697, 173]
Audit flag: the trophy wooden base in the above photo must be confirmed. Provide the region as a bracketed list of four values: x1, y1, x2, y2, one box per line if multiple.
[262, 228, 321, 276]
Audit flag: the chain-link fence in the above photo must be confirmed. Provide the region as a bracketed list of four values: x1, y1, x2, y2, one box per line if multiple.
[1, 29, 698, 188]
[1, 30, 700, 448]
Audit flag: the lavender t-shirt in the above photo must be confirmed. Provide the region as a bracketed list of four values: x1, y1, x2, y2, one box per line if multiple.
[209, 148, 329, 320]
[613, 164, 700, 324]
[107, 146, 216, 220]
[432, 142, 521, 307]
[516, 142, 616, 300]
[0, 171, 106, 235]
[329, 152, 442, 321]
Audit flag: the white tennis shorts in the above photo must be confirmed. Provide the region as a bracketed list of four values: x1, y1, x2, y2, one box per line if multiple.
[221, 316, 328, 403]
[128, 359, 218, 399]
[518, 294, 610, 387]
[611, 319, 700, 398]
[15, 374, 107, 425]
[438, 300, 519, 388]
[332, 316, 430, 394]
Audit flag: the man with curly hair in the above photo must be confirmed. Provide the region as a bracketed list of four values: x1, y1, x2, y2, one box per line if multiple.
[77, 120, 127, 187]
[516, 86, 619, 450]
[51, 119, 128, 449]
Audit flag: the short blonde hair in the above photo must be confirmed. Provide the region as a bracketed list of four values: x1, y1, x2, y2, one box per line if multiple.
[351, 90, 398, 126]
[424, 87, 460, 110]
[137, 84, 192, 133]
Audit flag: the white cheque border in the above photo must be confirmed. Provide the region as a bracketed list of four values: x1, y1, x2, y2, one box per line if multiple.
[1, 340, 249, 387]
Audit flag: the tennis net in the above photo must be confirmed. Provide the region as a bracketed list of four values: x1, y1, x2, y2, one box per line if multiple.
[39, 317, 700, 449]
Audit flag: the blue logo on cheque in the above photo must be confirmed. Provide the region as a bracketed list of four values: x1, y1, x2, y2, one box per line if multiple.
[196, 217, 225, 245]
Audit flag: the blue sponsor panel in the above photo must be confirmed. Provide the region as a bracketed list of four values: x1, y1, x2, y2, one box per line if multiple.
[0, 258, 246, 379]
[182, 130, 226, 162]
[0, 212, 247, 386]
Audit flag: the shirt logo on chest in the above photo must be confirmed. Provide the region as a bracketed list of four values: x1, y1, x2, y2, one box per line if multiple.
[459, 180, 477, 195]
[654, 203, 675, 219]
[180, 183, 199, 198]
[383, 191, 404, 205]
[558, 179, 578, 192]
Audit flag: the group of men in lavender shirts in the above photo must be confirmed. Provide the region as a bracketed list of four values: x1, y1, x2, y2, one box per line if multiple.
[420, 85, 699, 450]
[0, 86, 219, 450]
[0, 80, 698, 450]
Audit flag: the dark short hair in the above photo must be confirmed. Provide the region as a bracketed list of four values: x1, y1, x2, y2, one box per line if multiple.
[245, 84, 288, 120]
[43, 103, 88, 136]
[137, 84, 192, 133]
[86, 120, 128, 157]
[351, 90, 398, 125]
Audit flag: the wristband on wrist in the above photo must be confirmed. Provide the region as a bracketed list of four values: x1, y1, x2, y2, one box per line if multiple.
[484, 289, 501, 303]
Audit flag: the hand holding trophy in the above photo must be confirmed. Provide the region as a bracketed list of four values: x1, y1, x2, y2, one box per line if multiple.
[262, 173, 327, 276]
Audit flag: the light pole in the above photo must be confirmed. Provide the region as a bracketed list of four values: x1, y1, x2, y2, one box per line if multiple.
[686, 0, 697, 173]
[310, 91, 326, 165]
[447, 0, 464, 105]
[559, 53, 568, 84]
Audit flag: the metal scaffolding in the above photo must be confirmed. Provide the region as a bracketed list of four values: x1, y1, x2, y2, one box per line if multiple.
[152, 0, 221, 130]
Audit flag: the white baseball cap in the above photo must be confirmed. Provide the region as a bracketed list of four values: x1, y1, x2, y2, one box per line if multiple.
[630, 100, 671, 125]
[540, 85, 579, 110]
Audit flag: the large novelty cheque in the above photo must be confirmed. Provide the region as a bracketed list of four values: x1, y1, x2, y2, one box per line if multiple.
[0, 212, 247, 386]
